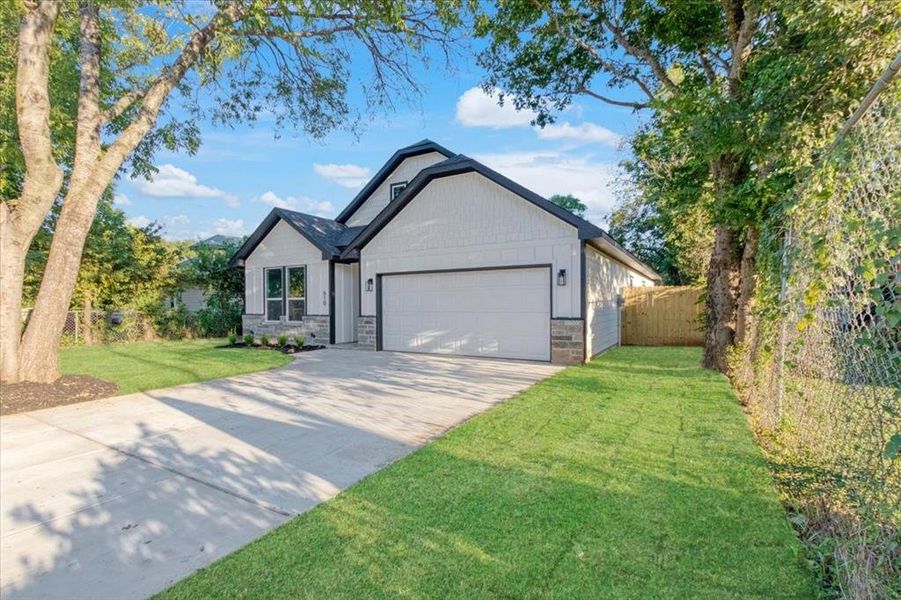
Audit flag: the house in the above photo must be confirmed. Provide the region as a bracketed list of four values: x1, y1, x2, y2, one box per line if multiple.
[230, 140, 660, 364]
[167, 235, 242, 312]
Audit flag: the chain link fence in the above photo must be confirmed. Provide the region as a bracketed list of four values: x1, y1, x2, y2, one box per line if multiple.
[22, 309, 156, 345]
[736, 79, 899, 597]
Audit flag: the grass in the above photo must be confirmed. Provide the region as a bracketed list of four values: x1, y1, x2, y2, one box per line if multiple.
[60, 338, 292, 395]
[159, 347, 814, 599]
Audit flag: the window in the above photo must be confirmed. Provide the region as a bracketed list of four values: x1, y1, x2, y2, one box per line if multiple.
[287, 266, 306, 321]
[390, 181, 408, 201]
[265, 267, 283, 321]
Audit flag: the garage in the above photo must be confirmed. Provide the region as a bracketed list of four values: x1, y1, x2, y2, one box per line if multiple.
[379, 266, 551, 361]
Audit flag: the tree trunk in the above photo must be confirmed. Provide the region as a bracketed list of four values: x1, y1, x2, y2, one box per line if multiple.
[82, 291, 93, 346]
[19, 185, 104, 382]
[735, 227, 758, 346]
[0, 212, 27, 383]
[702, 224, 741, 372]
[1, 1, 64, 383]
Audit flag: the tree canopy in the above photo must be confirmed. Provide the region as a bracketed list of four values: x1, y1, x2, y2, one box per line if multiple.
[476, 0, 900, 370]
[2, 0, 467, 382]
[549, 193, 587, 217]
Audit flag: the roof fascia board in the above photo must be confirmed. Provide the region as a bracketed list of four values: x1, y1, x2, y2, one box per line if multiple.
[334, 140, 455, 224]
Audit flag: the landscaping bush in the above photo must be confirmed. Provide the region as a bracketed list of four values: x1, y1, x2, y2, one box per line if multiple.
[260, 334, 270, 347]
[277, 333, 288, 347]
[195, 296, 242, 338]
[243, 333, 254, 346]
[227, 329, 238, 345]
[294, 334, 305, 348]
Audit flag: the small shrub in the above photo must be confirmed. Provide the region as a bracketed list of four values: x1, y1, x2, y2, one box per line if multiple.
[243, 333, 254, 346]
[260, 334, 270, 347]
[227, 329, 238, 345]
[277, 333, 289, 347]
[294, 334, 305, 348]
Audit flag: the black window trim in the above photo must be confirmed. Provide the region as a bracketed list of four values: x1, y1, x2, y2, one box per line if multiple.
[285, 264, 307, 323]
[389, 180, 408, 201]
[264, 266, 284, 323]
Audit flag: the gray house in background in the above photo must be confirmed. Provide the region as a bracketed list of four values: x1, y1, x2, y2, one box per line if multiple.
[230, 140, 660, 364]
[167, 235, 242, 312]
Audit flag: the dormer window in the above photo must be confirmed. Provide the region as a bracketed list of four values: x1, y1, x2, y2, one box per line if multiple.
[390, 181, 408, 201]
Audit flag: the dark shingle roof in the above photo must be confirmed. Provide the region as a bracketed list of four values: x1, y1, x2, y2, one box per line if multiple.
[229, 209, 366, 266]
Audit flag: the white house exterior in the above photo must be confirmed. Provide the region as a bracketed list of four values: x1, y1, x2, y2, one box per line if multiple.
[231, 140, 659, 364]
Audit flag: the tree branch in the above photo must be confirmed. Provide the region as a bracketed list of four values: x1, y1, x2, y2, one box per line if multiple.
[698, 48, 717, 84]
[101, 88, 146, 123]
[73, 0, 102, 173]
[10, 0, 63, 224]
[602, 17, 678, 92]
[580, 87, 649, 109]
[97, 4, 244, 180]
[535, 0, 655, 99]
[724, 0, 758, 95]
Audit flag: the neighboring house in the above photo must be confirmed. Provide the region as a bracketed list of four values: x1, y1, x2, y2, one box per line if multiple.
[231, 139, 660, 364]
[167, 235, 242, 312]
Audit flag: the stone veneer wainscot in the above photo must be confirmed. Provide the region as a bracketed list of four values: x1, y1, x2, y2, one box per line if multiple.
[242, 314, 330, 344]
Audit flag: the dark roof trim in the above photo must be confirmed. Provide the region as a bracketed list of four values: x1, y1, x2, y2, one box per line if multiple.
[334, 139, 455, 224]
[229, 208, 339, 267]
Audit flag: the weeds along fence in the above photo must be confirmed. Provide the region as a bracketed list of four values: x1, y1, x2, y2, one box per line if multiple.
[734, 78, 899, 596]
[21, 309, 157, 345]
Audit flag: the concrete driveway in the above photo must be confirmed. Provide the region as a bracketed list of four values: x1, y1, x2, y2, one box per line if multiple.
[0, 349, 560, 599]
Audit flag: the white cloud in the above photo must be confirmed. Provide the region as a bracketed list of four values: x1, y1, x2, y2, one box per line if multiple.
[257, 191, 335, 217]
[537, 122, 621, 146]
[113, 193, 131, 207]
[164, 214, 190, 226]
[211, 218, 246, 237]
[455, 87, 621, 147]
[132, 164, 239, 208]
[313, 163, 372, 189]
[455, 87, 537, 129]
[127, 215, 151, 228]
[473, 150, 619, 225]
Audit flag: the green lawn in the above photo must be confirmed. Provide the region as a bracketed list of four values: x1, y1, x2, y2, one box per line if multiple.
[60, 339, 291, 395]
[159, 347, 813, 599]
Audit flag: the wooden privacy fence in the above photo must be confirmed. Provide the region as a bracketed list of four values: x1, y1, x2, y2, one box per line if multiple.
[621, 286, 704, 346]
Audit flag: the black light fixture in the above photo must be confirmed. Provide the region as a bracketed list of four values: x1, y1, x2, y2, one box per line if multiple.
[366, 278, 374, 292]
[557, 268, 567, 286]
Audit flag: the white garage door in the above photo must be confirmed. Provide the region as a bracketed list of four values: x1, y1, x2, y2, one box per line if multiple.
[381, 267, 550, 361]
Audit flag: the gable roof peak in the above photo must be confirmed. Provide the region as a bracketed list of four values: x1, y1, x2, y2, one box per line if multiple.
[334, 139, 456, 223]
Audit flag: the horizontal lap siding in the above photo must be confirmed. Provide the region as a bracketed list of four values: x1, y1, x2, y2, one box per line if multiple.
[360, 172, 582, 318]
[244, 220, 330, 316]
[585, 245, 655, 358]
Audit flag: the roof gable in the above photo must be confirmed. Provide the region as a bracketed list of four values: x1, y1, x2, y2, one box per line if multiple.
[334, 139, 455, 224]
[229, 208, 356, 267]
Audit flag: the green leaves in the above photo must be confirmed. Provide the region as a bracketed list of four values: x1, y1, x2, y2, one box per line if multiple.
[884, 434, 901, 460]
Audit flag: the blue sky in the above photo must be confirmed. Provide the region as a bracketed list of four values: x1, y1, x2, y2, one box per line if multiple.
[114, 36, 646, 241]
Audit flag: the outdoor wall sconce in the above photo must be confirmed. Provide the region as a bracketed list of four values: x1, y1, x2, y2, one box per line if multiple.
[557, 269, 567, 286]
[366, 278, 374, 292]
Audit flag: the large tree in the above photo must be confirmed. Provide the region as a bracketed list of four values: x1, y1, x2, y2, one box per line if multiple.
[475, 0, 899, 372]
[1, 0, 463, 383]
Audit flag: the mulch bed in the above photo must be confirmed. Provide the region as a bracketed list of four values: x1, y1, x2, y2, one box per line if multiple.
[1, 375, 119, 416]
[224, 343, 326, 354]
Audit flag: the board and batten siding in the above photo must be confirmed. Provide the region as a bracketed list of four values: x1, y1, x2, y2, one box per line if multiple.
[585, 244, 655, 357]
[345, 152, 448, 226]
[359, 172, 582, 318]
[244, 220, 330, 316]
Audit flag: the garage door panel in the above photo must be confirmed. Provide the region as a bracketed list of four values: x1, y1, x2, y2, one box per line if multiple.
[381, 268, 550, 361]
